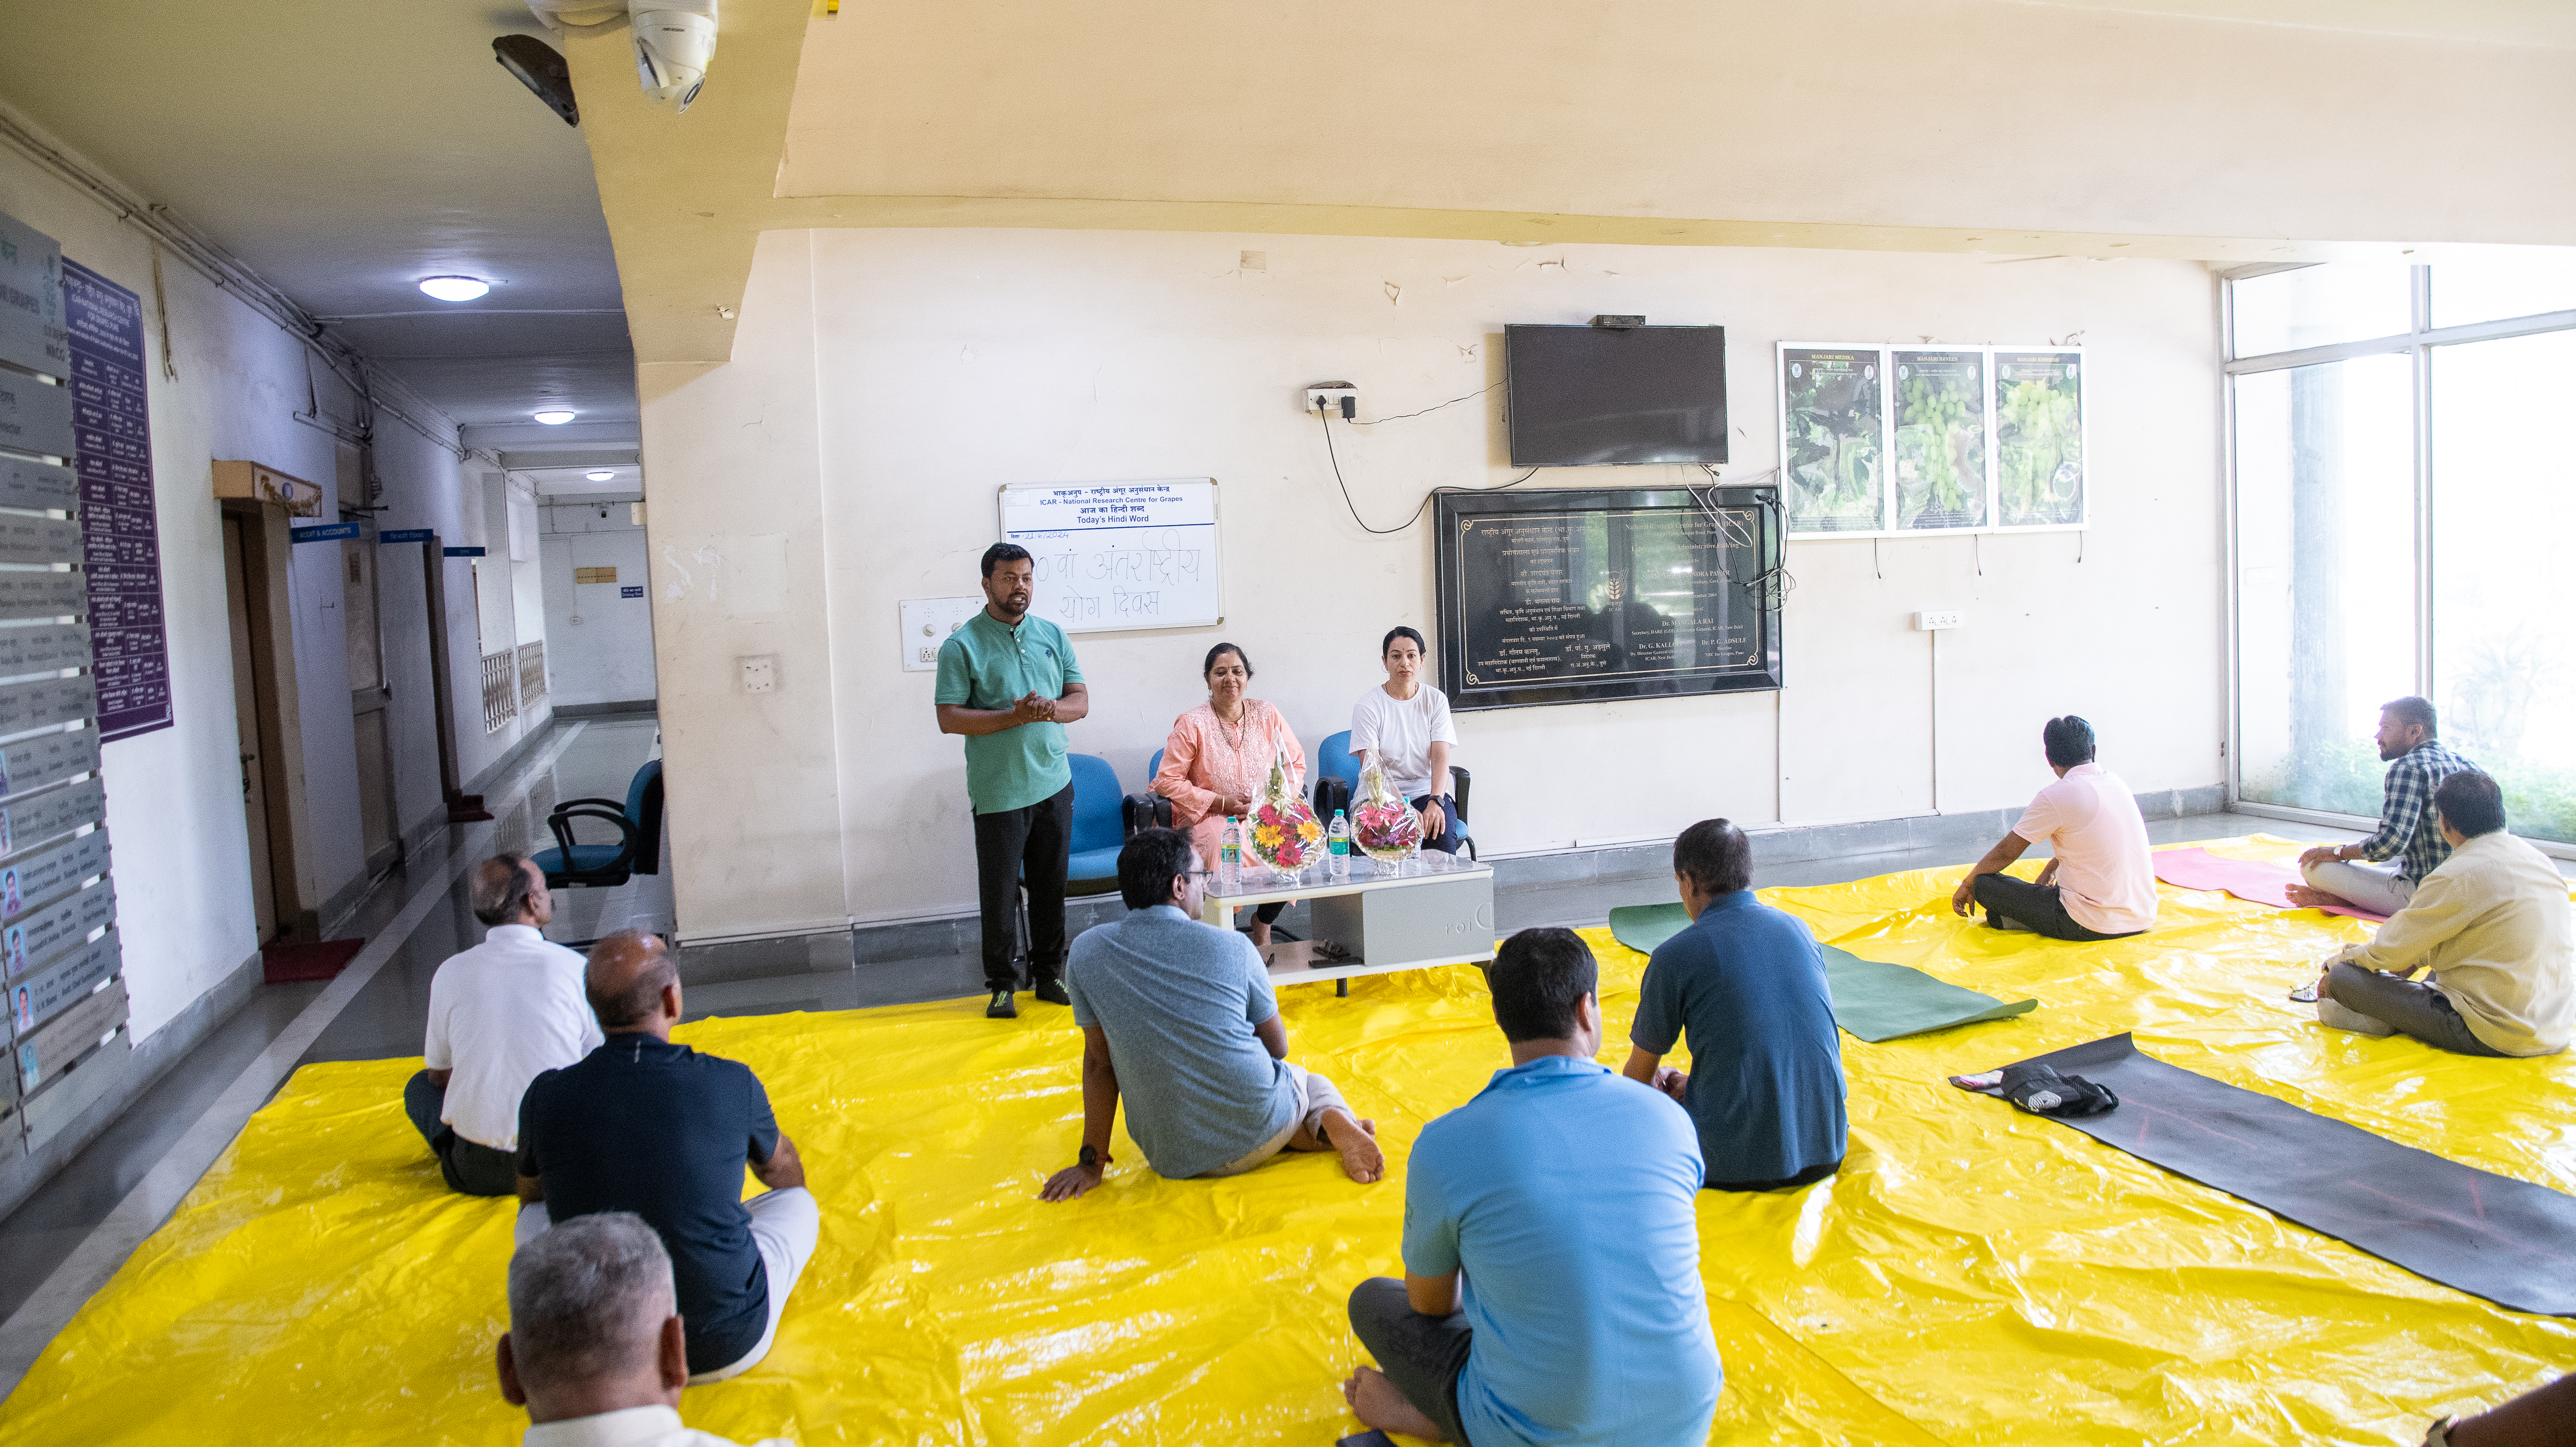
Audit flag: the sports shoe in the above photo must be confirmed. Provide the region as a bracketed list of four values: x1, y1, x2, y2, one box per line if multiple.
[985, 989, 1018, 1019]
[1034, 978, 1071, 1007]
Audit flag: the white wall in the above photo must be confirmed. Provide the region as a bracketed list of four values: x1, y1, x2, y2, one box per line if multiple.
[641, 227, 2223, 941]
[539, 502, 656, 707]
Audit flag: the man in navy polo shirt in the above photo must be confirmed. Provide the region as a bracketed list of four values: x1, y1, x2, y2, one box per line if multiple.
[515, 931, 820, 1384]
[1625, 817, 1847, 1192]
[936, 542, 1091, 1020]
[1342, 928, 1720, 1446]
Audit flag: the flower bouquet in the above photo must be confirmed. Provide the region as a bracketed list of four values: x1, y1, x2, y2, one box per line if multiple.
[1243, 749, 1325, 884]
[1349, 755, 1421, 867]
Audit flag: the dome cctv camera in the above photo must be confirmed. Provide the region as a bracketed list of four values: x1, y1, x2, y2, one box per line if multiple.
[632, 1, 718, 113]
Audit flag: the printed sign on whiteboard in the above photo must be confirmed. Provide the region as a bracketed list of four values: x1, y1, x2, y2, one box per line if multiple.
[997, 479, 1221, 633]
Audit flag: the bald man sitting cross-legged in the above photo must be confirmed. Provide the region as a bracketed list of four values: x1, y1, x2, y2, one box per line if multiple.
[514, 930, 821, 1385]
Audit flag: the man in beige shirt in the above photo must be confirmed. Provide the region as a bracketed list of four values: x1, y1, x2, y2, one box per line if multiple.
[2316, 771, 2575, 1058]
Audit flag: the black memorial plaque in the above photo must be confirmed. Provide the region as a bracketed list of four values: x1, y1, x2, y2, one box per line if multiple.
[1435, 487, 1782, 712]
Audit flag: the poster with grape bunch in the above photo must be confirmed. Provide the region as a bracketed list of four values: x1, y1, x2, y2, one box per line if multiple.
[1994, 350, 2084, 527]
[1892, 350, 1988, 531]
[1777, 346, 1887, 534]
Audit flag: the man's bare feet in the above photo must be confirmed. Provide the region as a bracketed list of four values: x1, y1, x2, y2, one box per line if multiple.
[1343, 1365, 1446, 1441]
[1320, 1111, 1385, 1183]
[2285, 884, 2351, 910]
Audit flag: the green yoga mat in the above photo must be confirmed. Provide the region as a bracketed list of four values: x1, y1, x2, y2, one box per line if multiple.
[1604, 903, 2038, 1044]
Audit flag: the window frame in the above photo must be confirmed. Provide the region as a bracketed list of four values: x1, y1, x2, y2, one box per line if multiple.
[2221, 261, 2576, 857]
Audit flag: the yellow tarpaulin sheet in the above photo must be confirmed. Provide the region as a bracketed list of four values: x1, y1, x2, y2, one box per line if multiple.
[6, 836, 2573, 1444]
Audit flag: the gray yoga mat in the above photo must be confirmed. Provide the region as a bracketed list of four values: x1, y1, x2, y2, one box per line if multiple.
[1606, 903, 2037, 1044]
[1971, 1033, 2576, 1317]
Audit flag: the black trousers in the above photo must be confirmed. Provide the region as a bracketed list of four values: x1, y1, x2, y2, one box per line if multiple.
[1709, 1157, 1842, 1193]
[973, 781, 1075, 990]
[1348, 1276, 1474, 1445]
[1971, 872, 2141, 943]
[1410, 793, 1466, 857]
[403, 1070, 520, 1196]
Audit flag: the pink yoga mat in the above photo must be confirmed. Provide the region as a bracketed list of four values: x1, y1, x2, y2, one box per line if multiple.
[2152, 847, 2387, 921]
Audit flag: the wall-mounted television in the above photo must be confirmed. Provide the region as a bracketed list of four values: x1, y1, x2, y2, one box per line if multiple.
[1504, 323, 1729, 468]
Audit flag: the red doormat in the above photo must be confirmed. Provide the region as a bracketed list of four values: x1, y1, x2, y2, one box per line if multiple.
[262, 938, 367, 984]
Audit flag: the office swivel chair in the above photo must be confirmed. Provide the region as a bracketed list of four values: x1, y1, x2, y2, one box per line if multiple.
[535, 758, 664, 888]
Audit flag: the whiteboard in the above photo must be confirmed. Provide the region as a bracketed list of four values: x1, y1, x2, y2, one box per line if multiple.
[997, 479, 1221, 633]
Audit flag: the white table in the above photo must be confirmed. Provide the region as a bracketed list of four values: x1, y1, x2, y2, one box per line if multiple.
[1200, 850, 1497, 994]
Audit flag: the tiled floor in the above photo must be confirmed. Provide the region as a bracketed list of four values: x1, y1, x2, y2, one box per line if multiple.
[0, 711, 2444, 1344]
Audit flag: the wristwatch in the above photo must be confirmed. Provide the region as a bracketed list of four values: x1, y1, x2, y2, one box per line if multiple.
[1079, 1144, 1105, 1171]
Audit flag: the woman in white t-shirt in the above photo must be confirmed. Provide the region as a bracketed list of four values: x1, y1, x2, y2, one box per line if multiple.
[1349, 626, 1464, 855]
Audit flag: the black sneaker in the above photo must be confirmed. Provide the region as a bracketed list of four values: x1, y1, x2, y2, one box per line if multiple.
[985, 989, 1018, 1019]
[1034, 978, 1071, 1007]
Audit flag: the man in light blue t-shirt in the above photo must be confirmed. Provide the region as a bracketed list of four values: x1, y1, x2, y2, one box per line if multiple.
[1344, 927, 1721, 1446]
[1039, 828, 1384, 1200]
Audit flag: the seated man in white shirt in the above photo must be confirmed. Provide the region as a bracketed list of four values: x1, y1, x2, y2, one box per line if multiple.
[498, 1213, 787, 1447]
[2315, 771, 2576, 1058]
[402, 855, 602, 1195]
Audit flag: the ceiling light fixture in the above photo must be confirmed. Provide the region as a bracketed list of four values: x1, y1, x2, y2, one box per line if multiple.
[533, 408, 577, 425]
[419, 276, 490, 302]
[586, 470, 615, 481]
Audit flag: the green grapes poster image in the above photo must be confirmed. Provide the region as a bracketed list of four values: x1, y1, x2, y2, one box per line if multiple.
[1778, 346, 1887, 533]
[1891, 350, 1988, 530]
[1994, 351, 2084, 526]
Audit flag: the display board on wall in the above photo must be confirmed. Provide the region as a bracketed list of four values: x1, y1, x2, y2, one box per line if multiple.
[1433, 485, 1784, 712]
[1778, 343, 2084, 537]
[997, 479, 1220, 634]
[65, 262, 171, 740]
[0, 211, 130, 1155]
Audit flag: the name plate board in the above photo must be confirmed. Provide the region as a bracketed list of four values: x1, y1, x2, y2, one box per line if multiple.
[0, 674, 95, 738]
[0, 622, 91, 679]
[0, 573, 88, 625]
[0, 514, 85, 568]
[0, 828, 108, 922]
[379, 528, 434, 544]
[0, 210, 68, 379]
[0, 777, 104, 857]
[0, 455, 78, 515]
[0, 373, 74, 459]
[0, 730, 97, 802]
[1433, 486, 1784, 712]
[8, 929, 117, 1039]
[4, 878, 113, 980]
[15, 975, 123, 1093]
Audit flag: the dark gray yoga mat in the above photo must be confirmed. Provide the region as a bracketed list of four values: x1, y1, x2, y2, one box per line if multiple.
[1978, 1033, 2576, 1317]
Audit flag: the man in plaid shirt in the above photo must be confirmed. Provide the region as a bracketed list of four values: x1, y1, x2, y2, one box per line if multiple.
[2290, 696, 2477, 916]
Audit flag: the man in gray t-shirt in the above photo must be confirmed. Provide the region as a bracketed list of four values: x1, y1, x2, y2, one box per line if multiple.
[1040, 829, 1385, 1199]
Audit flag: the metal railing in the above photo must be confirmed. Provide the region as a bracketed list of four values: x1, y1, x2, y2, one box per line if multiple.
[516, 640, 547, 709]
[481, 649, 517, 734]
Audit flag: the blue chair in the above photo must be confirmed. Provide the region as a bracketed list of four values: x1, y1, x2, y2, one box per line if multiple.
[536, 759, 664, 888]
[1314, 729, 1474, 860]
[1062, 754, 1127, 889]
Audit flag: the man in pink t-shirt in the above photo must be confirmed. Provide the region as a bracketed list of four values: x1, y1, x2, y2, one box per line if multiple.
[1947, 717, 2160, 941]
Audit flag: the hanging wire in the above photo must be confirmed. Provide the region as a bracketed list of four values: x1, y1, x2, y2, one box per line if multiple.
[1318, 409, 1537, 533]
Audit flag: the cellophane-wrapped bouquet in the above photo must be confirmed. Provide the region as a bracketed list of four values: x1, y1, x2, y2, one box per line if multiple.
[1349, 755, 1421, 863]
[1244, 749, 1325, 883]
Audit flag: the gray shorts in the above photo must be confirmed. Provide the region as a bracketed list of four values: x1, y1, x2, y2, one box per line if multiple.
[1197, 1063, 1351, 1177]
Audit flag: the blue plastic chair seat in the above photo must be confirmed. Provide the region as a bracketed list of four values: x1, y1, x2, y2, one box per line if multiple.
[1066, 845, 1125, 882]
[533, 844, 628, 875]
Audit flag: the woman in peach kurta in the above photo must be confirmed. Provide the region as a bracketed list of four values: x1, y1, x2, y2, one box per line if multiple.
[1153, 643, 1307, 945]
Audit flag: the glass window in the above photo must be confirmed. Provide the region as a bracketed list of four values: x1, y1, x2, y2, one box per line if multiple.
[2231, 263, 2413, 359]
[2431, 330, 2576, 843]
[2234, 355, 2415, 816]
[2430, 249, 2576, 329]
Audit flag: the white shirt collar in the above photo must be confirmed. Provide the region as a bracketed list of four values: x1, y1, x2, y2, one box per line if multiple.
[523, 1405, 688, 1447]
[484, 923, 547, 946]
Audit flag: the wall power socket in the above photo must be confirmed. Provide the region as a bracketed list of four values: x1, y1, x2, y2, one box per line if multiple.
[1305, 383, 1358, 417]
[1914, 610, 1964, 631]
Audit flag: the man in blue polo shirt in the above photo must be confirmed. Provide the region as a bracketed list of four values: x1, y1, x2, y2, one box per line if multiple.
[1342, 927, 1720, 1446]
[1625, 817, 1847, 1192]
[936, 543, 1090, 1020]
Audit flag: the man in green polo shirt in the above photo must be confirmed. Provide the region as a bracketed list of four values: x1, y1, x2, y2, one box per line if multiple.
[936, 544, 1091, 1020]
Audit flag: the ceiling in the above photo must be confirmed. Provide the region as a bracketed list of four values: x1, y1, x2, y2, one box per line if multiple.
[0, 1, 637, 437]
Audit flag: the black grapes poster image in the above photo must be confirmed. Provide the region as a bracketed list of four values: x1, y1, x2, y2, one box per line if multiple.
[1778, 347, 1884, 533]
[1892, 351, 1987, 529]
[1994, 351, 2083, 526]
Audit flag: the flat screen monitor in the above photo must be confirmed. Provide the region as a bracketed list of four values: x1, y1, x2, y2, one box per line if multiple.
[1504, 323, 1729, 467]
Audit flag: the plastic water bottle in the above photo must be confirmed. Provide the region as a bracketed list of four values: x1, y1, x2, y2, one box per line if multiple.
[1219, 817, 1240, 890]
[1328, 810, 1350, 879]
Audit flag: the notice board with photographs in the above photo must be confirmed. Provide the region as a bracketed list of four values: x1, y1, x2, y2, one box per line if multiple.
[1777, 343, 2085, 538]
[1433, 485, 1784, 713]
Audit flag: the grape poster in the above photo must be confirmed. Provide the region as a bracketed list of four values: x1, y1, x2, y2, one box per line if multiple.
[1994, 351, 2084, 526]
[1892, 350, 1988, 530]
[1778, 346, 1885, 533]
